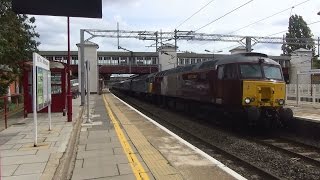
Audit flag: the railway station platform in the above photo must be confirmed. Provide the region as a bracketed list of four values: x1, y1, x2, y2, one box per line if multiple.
[0, 96, 83, 180]
[2, 91, 319, 180]
[71, 91, 244, 180]
[286, 100, 320, 122]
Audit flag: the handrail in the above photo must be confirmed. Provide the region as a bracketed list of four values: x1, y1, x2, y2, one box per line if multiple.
[0, 94, 24, 129]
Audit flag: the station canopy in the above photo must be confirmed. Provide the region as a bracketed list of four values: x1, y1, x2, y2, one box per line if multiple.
[12, 0, 102, 18]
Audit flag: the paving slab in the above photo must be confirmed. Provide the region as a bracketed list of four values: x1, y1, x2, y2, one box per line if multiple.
[83, 136, 112, 144]
[1, 153, 50, 165]
[72, 163, 119, 180]
[1, 165, 19, 176]
[85, 142, 122, 151]
[0, 150, 37, 157]
[2, 173, 41, 180]
[82, 155, 129, 168]
[74, 159, 84, 168]
[117, 163, 133, 175]
[14, 162, 46, 175]
[94, 174, 137, 180]
[76, 149, 114, 159]
[0, 144, 15, 150]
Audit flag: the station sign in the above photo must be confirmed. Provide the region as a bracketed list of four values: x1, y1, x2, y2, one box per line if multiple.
[33, 53, 51, 111]
[12, 0, 102, 18]
[33, 52, 52, 146]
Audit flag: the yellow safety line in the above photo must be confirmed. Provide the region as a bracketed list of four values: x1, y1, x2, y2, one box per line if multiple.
[103, 94, 150, 180]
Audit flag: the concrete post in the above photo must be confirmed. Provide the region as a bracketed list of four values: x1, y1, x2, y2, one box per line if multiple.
[296, 74, 299, 106]
[80, 29, 85, 106]
[312, 84, 316, 105]
[246, 37, 252, 52]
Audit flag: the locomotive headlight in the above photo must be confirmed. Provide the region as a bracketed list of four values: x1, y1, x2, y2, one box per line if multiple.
[244, 97, 251, 104]
[278, 99, 285, 105]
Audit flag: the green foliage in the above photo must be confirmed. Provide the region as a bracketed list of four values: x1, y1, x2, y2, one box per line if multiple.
[281, 15, 314, 55]
[0, 0, 40, 96]
[312, 57, 320, 69]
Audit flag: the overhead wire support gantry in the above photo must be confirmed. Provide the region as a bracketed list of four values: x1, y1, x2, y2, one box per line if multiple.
[83, 29, 319, 47]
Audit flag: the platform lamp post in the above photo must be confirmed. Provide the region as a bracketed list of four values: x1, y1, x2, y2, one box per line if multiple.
[67, 17, 72, 122]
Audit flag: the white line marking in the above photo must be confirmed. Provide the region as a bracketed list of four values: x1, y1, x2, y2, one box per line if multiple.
[111, 93, 247, 180]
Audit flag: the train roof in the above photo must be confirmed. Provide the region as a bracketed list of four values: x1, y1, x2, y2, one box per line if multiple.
[215, 52, 279, 66]
[155, 52, 280, 76]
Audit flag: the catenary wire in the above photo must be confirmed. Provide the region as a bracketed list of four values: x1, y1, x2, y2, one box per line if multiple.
[267, 20, 320, 37]
[175, 0, 215, 29]
[194, 0, 255, 32]
[227, 0, 311, 34]
[199, 0, 311, 47]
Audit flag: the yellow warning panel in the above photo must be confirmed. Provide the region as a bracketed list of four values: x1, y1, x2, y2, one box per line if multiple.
[103, 95, 149, 180]
[105, 94, 184, 180]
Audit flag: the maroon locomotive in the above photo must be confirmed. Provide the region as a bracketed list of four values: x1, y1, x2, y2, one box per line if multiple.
[112, 52, 293, 127]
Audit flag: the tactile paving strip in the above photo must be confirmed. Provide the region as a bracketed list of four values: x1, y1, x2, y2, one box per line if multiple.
[105, 94, 184, 180]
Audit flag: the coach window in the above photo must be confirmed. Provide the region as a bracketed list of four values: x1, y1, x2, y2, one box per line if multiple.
[152, 57, 157, 64]
[137, 57, 144, 65]
[218, 65, 224, 79]
[72, 56, 78, 65]
[120, 57, 127, 65]
[179, 58, 184, 65]
[55, 56, 62, 61]
[105, 57, 111, 64]
[98, 56, 103, 65]
[145, 57, 152, 65]
[46, 56, 54, 61]
[185, 58, 190, 64]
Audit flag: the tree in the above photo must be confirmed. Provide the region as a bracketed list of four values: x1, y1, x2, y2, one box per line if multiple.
[0, 0, 40, 95]
[281, 15, 314, 55]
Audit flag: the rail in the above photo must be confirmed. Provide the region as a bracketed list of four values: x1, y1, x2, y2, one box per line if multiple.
[0, 94, 24, 129]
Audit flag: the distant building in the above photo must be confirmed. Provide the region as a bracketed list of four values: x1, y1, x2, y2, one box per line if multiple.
[229, 46, 248, 54]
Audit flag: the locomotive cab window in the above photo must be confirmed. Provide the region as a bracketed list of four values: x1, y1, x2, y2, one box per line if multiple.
[239, 64, 262, 79]
[263, 65, 283, 80]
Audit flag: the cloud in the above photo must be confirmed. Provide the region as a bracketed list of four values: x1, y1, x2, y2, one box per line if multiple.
[32, 0, 320, 56]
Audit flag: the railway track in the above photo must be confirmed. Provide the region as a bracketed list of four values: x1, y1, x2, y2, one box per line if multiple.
[253, 137, 320, 167]
[113, 92, 283, 180]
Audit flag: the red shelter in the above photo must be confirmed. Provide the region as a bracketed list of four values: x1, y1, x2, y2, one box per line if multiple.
[23, 61, 67, 116]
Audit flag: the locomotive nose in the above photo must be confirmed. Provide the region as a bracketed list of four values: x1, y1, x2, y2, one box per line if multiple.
[257, 86, 274, 105]
[242, 80, 285, 107]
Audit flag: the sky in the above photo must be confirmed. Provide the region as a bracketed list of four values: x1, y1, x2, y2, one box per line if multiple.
[32, 0, 320, 56]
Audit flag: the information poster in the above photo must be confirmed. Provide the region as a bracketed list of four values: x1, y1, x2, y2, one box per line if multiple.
[36, 67, 50, 110]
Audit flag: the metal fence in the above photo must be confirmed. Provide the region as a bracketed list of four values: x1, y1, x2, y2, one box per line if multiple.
[0, 94, 24, 129]
[286, 84, 320, 105]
